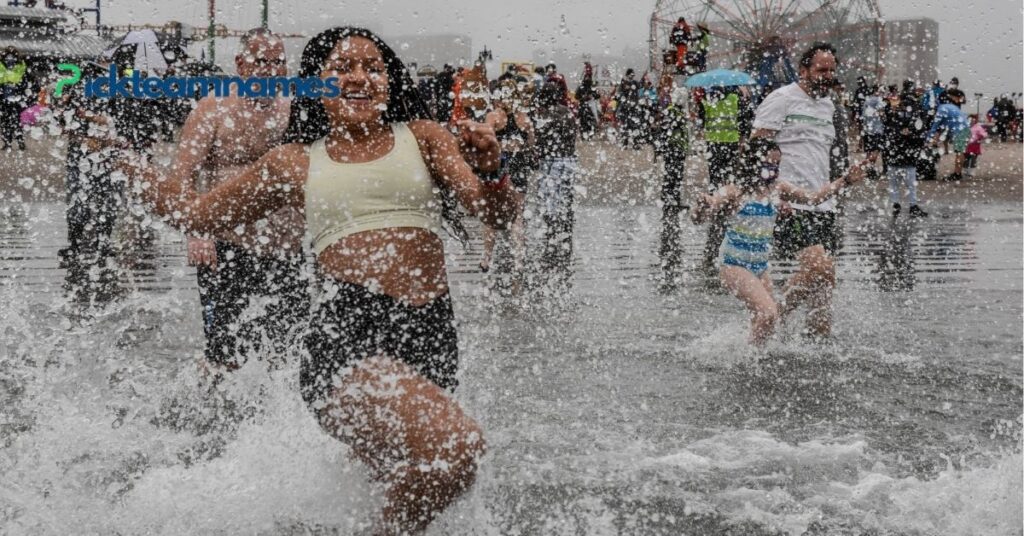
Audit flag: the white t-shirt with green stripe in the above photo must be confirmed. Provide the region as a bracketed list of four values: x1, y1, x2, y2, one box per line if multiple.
[753, 83, 836, 212]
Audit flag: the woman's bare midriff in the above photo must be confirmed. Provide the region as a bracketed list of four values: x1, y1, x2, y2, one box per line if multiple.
[316, 227, 449, 306]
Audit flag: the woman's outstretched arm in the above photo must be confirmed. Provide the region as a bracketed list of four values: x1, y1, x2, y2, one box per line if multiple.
[409, 119, 518, 229]
[128, 143, 309, 236]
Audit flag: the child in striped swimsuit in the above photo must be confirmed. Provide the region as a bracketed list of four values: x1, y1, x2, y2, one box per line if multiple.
[692, 139, 867, 346]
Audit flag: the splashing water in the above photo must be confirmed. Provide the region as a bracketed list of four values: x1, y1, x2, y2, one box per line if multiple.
[1, 139, 1022, 534]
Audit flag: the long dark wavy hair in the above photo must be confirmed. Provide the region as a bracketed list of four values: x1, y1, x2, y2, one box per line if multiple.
[283, 27, 468, 243]
[283, 26, 430, 144]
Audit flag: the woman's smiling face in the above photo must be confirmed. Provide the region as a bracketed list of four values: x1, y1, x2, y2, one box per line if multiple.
[320, 36, 389, 127]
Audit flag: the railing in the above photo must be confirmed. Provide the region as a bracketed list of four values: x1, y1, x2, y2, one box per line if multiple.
[80, 22, 305, 40]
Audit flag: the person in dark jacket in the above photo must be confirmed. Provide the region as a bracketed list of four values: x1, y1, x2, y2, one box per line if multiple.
[107, 45, 162, 154]
[692, 23, 711, 73]
[575, 62, 600, 139]
[883, 90, 928, 217]
[616, 69, 642, 149]
[434, 64, 455, 123]
[534, 80, 579, 286]
[993, 95, 1017, 142]
[851, 75, 870, 141]
[669, 18, 692, 73]
[55, 61, 123, 303]
[656, 88, 690, 290]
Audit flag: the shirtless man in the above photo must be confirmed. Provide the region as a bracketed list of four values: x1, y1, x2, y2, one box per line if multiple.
[168, 28, 306, 368]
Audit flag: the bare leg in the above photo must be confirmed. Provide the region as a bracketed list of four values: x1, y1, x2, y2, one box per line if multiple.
[779, 245, 835, 337]
[720, 265, 780, 346]
[318, 356, 486, 535]
[759, 272, 775, 300]
[509, 192, 526, 294]
[480, 224, 496, 272]
[953, 153, 965, 175]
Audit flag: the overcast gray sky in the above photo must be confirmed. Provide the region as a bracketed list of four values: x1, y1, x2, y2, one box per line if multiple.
[86, 0, 1023, 97]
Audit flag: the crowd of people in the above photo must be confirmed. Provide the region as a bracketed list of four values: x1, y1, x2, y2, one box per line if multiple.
[848, 76, 1023, 189]
[2, 25, 1022, 534]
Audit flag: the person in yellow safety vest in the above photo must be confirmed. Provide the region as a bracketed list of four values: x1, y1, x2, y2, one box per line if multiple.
[656, 88, 691, 290]
[0, 59, 25, 84]
[698, 86, 744, 275]
[0, 47, 28, 151]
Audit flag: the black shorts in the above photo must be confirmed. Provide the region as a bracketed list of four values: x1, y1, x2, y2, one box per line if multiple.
[706, 142, 741, 188]
[196, 241, 308, 367]
[773, 210, 840, 259]
[964, 153, 979, 169]
[510, 171, 529, 195]
[300, 279, 459, 407]
[505, 150, 534, 195]
[863, 133, 885, 153]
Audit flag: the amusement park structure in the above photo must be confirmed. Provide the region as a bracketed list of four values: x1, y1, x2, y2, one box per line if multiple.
[6, 0, 301, 64]
[650, 0, 885, 89]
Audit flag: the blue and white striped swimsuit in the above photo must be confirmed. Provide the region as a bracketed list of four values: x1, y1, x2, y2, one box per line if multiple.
[720, 197, 777, 276]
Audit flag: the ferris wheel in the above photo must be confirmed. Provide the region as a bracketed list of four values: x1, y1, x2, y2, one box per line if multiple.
[650, 0, 885, 86]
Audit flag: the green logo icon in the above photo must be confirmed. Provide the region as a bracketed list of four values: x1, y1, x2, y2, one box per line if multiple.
[54, 63, 82, 97]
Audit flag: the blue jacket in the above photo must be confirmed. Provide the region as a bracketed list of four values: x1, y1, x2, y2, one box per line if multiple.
[928, 104, 968, 138]
[921, 85, 942, 111]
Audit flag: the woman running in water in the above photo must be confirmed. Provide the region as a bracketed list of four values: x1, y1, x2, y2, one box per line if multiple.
[691, 139, 867, 346]
[129, 27, 516, 534]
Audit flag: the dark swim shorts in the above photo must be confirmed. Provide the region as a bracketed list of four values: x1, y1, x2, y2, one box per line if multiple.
[773, 210, 840, 259]
[300, 279, 459, 407]
[196, 241, 307, 368]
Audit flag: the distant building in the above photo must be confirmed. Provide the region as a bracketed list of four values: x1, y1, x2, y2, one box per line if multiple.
[531, 45, 648, 88]
[0, 5, 111, 64]
[389, 33, 472, 69]
[882, 18, 939, 86]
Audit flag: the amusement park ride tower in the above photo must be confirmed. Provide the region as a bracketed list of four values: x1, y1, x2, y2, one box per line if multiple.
[650, 0, 885, 91]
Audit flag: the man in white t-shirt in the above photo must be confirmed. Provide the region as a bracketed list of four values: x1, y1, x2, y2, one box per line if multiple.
[751, 42, 865, 338]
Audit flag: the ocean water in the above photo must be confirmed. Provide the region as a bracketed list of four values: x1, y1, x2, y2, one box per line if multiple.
[0, 194, 1021, 534]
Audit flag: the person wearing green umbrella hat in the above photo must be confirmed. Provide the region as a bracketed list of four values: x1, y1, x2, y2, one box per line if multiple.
[686, 68, 756, 89]
[696, 82, 754, 275]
